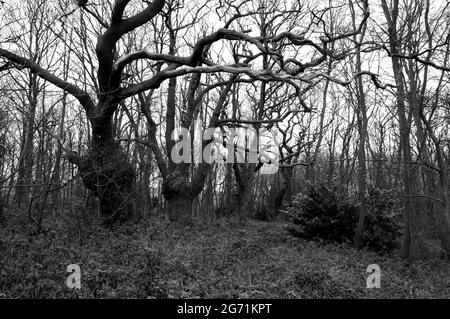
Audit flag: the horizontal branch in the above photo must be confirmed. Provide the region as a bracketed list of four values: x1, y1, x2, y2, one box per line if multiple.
[113, 28, 277, 73]
[113, 51, 191, 73]
[217, 118, 281, 125]
[279, 162, 312, 168]
[118, 64, 287, 98]
[0, 48, 95, 116]
[392, 53, 450, 72]
[303, 71, 396, 90]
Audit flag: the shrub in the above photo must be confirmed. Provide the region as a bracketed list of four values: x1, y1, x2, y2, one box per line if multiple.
[286, 184, 402, 254]
[362, 186, 402, 253]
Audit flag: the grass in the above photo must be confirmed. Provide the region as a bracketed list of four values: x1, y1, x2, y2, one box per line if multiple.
[1, 210, 450, 298]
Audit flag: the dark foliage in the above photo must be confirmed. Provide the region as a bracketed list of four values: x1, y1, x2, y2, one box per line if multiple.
[1, 213, 448, 299]
[286, 184, 402, 253]
[361, 186, 403, 253]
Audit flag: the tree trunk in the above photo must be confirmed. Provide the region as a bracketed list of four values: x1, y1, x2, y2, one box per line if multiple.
[436, 170, 450, 258]
[381, 0, 423, 260]
[167, 195, 193, 224]
[16, 73, 39, 207]
[351, 2, 368, 249]
[419, 107, 450, 257]
[237, 182, 253, 219]
[234, 163, 256, 219]
[67, 130, 135, 224]
[162, 171, 195, 224]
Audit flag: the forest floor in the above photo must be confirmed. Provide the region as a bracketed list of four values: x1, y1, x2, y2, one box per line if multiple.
[1, 210, 450, 298]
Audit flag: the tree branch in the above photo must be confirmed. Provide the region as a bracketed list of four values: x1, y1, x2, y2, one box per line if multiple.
[0, 48, 95, 117]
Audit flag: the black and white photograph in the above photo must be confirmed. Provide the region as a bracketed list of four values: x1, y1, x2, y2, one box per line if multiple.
[0, 0, 450, 303]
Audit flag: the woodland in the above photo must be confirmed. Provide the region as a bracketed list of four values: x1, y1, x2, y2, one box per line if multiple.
[0, 0, 450, 298]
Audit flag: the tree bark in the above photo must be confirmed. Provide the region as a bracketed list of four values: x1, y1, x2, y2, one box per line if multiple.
[350, 0, 369, 249]
[161, 171, 195, 224]
[16, 72, 39, 208]
[67, 119, 136, 224]
[381, 0, 422, 260]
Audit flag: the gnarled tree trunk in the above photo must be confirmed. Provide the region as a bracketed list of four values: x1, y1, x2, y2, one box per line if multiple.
[162, 171, 195, 224]
[67, 118, 135, 224]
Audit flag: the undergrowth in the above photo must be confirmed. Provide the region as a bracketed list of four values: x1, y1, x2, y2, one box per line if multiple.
[1, 208, 450, 298]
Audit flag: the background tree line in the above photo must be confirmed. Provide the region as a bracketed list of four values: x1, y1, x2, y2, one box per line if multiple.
[0, 0, 449, 261]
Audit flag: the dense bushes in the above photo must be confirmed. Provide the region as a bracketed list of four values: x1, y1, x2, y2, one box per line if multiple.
[360, 187, 403, 253]
[286, 184, 402, 254]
